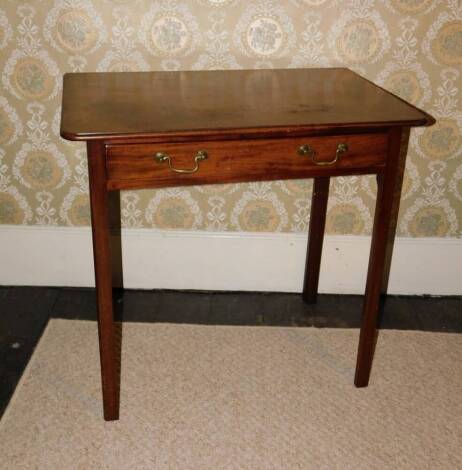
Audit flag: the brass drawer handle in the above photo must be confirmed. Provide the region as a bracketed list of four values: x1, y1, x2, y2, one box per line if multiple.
[298, 143, 348, 166]
[154, 149, 208, 174]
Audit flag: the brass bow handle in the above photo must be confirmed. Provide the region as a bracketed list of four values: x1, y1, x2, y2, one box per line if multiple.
[154, 149, 208, 174]
[298, 143, 348, 166]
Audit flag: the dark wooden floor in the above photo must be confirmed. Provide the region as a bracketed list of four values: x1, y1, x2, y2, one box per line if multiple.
[1, 286, 461, 418]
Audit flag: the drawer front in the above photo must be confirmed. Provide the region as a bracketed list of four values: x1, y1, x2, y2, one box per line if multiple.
[105, 133, 387, 190]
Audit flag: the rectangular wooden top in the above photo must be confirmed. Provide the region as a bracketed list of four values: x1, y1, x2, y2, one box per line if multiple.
[61, 68, 434, 142]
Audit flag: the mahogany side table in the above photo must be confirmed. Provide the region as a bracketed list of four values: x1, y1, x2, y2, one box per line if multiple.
[61, 68, 434, 421]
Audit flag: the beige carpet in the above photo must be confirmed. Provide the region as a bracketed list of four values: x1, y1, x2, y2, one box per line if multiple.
[0, 319, 461, 470]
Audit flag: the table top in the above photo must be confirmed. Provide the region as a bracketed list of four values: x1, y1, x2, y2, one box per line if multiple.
[60, 68, 434, 142]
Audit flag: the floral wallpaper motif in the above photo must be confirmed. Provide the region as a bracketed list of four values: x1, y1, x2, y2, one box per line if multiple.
[0, 0, 461, 237]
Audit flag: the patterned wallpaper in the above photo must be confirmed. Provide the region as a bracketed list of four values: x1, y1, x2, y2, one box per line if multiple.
[0, 0, 461, 237]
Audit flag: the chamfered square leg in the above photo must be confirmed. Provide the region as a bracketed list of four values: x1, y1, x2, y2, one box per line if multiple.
[87, 141, 120, 420]
[303, 177, 330, 303]
[354, 127, 410, 387]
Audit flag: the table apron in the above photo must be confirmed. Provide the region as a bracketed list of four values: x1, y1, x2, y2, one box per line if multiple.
[104, 133, 388, 191]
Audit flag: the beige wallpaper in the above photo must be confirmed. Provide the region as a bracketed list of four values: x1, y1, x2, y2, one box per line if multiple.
[0, 0, 461, 237]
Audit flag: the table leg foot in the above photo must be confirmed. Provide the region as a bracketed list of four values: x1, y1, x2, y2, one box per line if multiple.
[103, 404, 120, 421]
[354, 330, 378, 387]
[99, 320, 121, 421]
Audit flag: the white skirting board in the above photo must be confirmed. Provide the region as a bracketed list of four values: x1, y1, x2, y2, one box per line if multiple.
[0, 225, 460, 295]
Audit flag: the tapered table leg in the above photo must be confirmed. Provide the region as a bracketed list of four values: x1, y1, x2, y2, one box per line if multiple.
[303, 177, 330, 303]
[380, 128, 410, 296]
[87, 141, 120, 420]
[355, 127, 410, 387]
